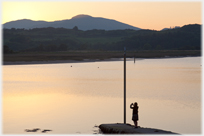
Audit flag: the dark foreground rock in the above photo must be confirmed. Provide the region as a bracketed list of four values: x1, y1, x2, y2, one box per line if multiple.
[99, 123, 179, 134]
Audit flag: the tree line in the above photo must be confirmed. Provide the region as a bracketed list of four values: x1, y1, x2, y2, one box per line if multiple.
[3, 24, 201, 53]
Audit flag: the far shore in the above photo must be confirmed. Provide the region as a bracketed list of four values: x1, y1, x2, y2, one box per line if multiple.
[3, 56, 200, 66]
[3, 50, 201, 65]
[3, 58, 125, 65]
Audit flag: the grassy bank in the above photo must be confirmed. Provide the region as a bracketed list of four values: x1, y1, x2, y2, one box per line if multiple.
[3, 50, 201, 63]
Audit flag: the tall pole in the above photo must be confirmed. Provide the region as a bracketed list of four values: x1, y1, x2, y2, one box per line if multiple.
[124, 47, 126, 124]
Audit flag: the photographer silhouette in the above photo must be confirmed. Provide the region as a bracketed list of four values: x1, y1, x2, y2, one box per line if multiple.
[130, 102, 139, 128]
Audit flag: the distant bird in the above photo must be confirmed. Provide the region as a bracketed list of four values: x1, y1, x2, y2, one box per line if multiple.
[98, 67, 99, 68]
[42, 129, 52, 133]
[71, 65, 72, 67]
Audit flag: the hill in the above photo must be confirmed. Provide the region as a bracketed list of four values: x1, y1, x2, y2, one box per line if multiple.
[3, 24, 201, 53]
[3, 14, 141, 31]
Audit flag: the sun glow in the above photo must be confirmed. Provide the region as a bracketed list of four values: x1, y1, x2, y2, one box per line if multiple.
[3, 2, 54, 23]
[2, 1, 201, 30]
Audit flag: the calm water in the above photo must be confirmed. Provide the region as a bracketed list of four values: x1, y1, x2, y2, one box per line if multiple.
[2, 57, 201, 134]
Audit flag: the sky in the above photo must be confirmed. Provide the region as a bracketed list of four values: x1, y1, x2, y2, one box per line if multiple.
[1, 0, 202, 30]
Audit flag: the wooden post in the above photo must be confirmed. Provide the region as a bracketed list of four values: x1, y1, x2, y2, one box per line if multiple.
[124, 47, 126, 124]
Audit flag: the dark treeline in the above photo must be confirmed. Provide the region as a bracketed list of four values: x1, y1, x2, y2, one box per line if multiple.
[3, 24, 201, 53]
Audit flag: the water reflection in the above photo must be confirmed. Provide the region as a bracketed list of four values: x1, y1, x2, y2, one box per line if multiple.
[3, 57, 201, 134]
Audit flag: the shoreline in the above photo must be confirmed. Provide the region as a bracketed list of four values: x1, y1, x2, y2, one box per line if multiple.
[2, 58, 123, 65]
[3, 50, 201, 65]
[2, 56, 200, 65]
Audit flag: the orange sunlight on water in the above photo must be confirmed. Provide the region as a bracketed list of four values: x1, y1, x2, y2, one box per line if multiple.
[3, 57, 201, 134]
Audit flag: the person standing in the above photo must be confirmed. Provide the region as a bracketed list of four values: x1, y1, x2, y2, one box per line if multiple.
[130, 102, 139, 128]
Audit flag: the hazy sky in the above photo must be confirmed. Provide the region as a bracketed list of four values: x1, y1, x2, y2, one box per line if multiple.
[2, 0, 202, 30]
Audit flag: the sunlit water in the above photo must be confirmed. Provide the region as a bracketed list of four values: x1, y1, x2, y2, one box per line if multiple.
[2, 57, 201, 134]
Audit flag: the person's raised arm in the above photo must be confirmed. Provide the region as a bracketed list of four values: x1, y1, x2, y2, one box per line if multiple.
[130, 103, 134, 109]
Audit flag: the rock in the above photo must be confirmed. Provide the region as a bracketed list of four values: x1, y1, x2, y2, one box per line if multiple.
[99, 123, 179, 134]
[25, 128, 40, 132]
[42, 129, 52, 133]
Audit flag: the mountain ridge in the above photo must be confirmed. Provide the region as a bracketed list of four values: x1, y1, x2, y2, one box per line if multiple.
[3, 14, 141, 31]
